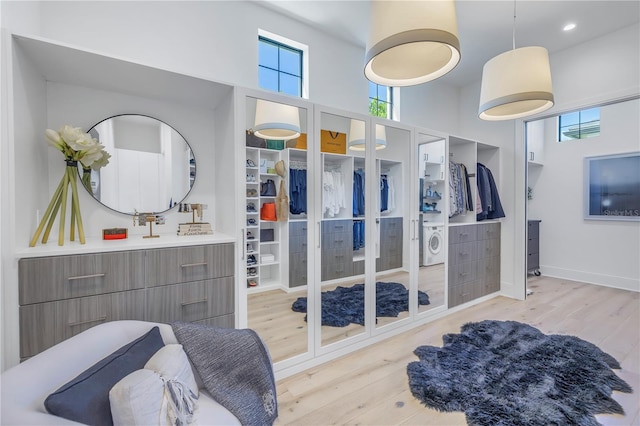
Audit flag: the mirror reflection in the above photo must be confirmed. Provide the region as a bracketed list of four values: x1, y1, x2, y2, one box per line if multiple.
[244, 97, 310, 364]
[320, 112, 366, 346]
[417, 133, 447, 312]
[81, 115, 194, 214]
[374, 124, 414, 329]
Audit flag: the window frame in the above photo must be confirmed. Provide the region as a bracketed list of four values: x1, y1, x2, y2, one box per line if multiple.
[258, 29, 309, 99]
[368, 82, 394, 120]
[558, 107, 601, 141]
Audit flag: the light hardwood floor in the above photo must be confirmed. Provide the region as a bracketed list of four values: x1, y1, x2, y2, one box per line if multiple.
[274, 276, 640, 425]
[248, 264, 446, 363]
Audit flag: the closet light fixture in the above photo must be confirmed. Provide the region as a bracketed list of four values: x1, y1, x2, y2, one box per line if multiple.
[478, 1, 554, 121]
[364, 0, 460, 87]
[348, 120, 387, 151]
[253, 99, 301, 140]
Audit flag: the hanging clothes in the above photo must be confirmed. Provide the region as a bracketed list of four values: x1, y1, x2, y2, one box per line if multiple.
[448, 161, 473, 218]
[323, 170, 346, 217]
[380, 174, 389, 212]
[387, 175, 396, 211]
[353, 220, 365, 251]
[476, 163, 505, 220]
[353, 169, 365, 216]
[289, 167, 307, 215]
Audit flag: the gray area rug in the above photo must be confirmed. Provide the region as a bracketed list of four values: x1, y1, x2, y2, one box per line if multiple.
[407, 320, 633, 426]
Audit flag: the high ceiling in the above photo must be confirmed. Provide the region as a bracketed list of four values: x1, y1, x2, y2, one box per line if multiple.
[256, 0, 640, 87]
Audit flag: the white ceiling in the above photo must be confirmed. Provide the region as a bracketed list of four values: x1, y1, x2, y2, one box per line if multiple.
[256, 0, 640, 87]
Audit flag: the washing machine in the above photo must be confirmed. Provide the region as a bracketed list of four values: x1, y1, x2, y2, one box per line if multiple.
[423, 223, 444, 266]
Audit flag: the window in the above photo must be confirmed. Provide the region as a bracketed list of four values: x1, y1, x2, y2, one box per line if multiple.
[369, 82, 393, 119]
[558, 107, 600, 141]
[258, 35, 303, 97]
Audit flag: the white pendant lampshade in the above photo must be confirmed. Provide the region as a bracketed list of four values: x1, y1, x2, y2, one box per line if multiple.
[364, 0, 460, 87]
[478, 46, 554, 121]
[348, 121, 387, 151]
[254, 99, 301, 140]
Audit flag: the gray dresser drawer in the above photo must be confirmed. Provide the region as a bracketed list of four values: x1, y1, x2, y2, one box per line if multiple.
[19, 251, 146, 305]
[449, 241, 477, 265]
[449, 225, 478, 244]
[449, 281, 482, 307]
[147, 277, 233, 323]
[321, 262, 353, 281]
[477, 222, 500, 240]
[289, 235, 308, 253]
[476, 238, 500, 259]
[290, 221, 309, 237]
[448, 261, 477, 286]
[322, 220, 351, 234]
[19, 289, 145, 358]
[146, 244, 233, 287]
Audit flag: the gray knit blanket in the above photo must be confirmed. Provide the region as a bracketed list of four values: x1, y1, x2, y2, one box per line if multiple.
[171, 322, 278, 425]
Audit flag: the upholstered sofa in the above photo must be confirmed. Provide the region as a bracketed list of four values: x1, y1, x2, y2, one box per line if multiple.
[0, 320, 242, 425]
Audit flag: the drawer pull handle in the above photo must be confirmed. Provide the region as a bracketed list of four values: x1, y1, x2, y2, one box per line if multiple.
[461, 233, 469, 237]
[459, 272, 468, 277]
[181, 298, 208, 307]
[459, 252, 469, 256]
[68, 273, 105, 281]
[68, 316, 107, 327]
[181, 262, 208, 268]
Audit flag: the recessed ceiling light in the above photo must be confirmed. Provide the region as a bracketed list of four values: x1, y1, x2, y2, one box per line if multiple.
[563, 23, 576, 32]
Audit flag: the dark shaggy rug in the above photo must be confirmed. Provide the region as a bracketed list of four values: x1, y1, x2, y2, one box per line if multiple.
[407, 320, 633, 426]
[292, 281, 430, 327]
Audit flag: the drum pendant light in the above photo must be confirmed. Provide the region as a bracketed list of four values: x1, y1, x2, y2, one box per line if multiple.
[364, 0, 461, 87]
[348, 120, 387, 151]
[478, 2, 554, 120]
[254, 99, 301, 140]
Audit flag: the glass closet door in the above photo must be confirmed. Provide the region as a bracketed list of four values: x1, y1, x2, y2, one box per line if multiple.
[415, 131, 447, 312]
[374, 123, 414, 328]
[244, 96, 311, 364]
[319, 111, 368, 347]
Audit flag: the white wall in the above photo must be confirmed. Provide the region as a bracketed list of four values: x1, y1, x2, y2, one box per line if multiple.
[459, 23, 640, 295]
[3, 1, 369, 115]
[528, 99, 640, 291]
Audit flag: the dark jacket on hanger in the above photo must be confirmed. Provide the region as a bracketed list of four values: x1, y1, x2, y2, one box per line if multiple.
[477, 163, 505, 221]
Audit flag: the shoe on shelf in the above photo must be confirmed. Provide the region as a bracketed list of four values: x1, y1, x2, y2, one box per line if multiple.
[246, 188, 258, 197]
[247, 267, 257, 276]
[246, 202, 257, 212]
[246, 159, 256, 168]
[247, 279, 257, 287]
[247, 218, 257, 226]
[246, 231, 255, 240]
[247, 254, 257, 266]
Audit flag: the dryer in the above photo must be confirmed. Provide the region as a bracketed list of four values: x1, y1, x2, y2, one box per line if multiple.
[423, 223, 444, 266]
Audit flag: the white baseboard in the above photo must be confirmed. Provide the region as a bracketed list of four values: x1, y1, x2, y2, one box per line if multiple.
[539, 265, 640, 292]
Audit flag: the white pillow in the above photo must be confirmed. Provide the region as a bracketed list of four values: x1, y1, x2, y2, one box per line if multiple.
[144, 344, 199, 397]
[109, 369, 166, 425]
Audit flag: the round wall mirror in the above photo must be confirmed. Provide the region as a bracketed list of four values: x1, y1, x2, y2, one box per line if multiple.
[80, 114, 195, 215]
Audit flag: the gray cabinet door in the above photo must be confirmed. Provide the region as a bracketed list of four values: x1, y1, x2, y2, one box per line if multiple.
[19, 251, 145, 305]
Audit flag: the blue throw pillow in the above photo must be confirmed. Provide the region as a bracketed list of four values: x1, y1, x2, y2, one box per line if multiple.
[44, 326, 165, 426]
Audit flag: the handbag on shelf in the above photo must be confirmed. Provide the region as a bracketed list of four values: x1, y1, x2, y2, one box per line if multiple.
[246, 129, 266, 148]
[260, 202, 277, 221]
[260, 179, 277, 197]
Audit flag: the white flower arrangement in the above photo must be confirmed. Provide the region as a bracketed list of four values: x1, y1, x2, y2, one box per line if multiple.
[30, 125, 111, 247]
[45, 125, 111, 170]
